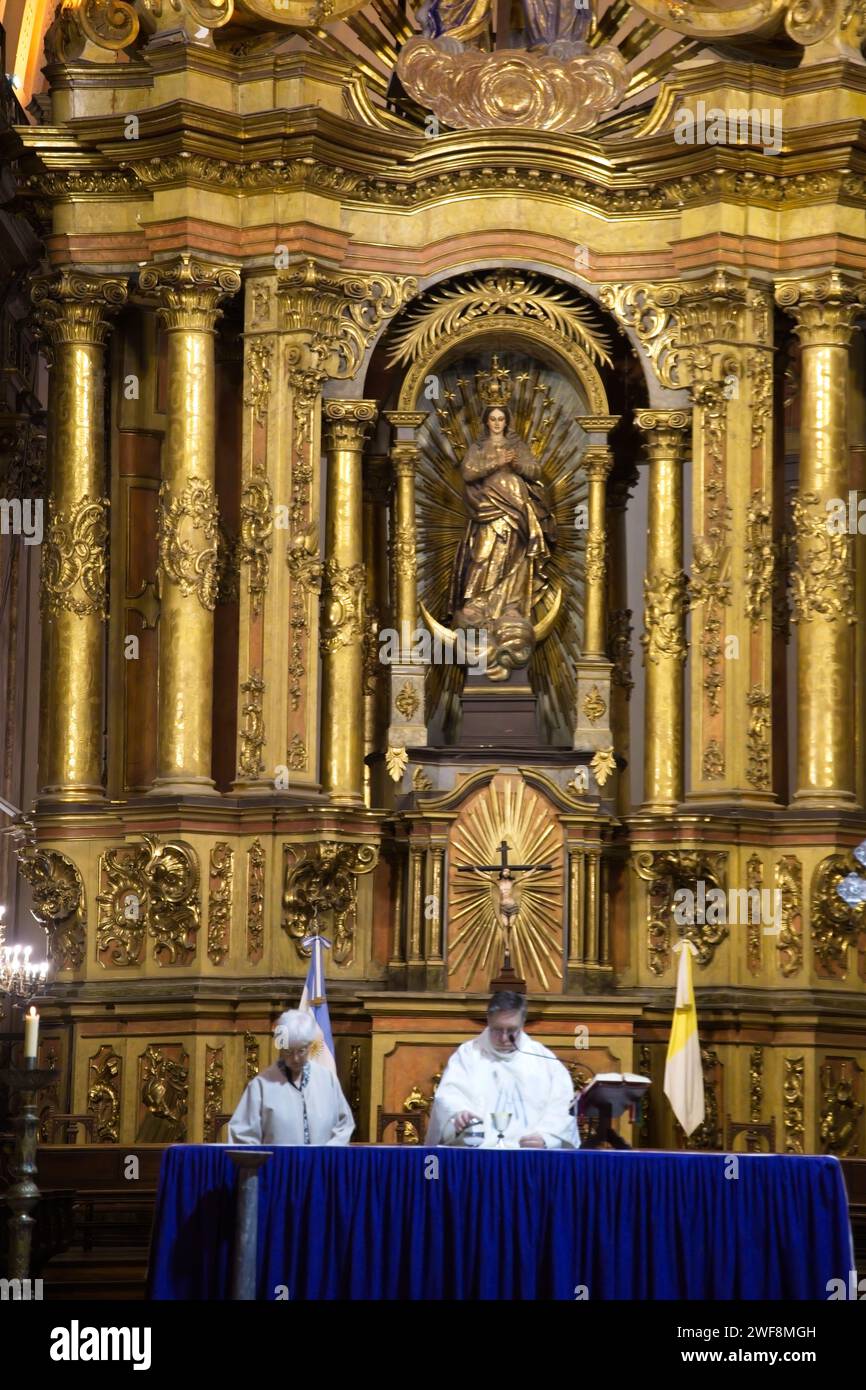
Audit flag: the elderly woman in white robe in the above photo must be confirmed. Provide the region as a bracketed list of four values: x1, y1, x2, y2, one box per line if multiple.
[228, 1009, 354, 1146]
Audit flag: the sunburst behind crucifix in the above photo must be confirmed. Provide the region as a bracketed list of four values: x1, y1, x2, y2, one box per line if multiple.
[448, 777, 563, 992]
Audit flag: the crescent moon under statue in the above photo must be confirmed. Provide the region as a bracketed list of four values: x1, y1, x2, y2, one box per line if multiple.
[420, 586, 562, 649]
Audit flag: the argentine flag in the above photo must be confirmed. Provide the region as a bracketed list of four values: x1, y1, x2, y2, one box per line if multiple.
[299, 934, 336, 1074]
[663, 939, 705, 1137]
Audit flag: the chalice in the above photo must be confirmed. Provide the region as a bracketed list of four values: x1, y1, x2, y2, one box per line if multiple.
[491, 1111, 512, 1148]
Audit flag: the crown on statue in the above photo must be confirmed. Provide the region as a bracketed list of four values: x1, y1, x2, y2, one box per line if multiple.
[476, 355, 514, 409]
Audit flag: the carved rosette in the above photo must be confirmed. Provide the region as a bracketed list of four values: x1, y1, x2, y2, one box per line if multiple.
[87, 1044, 122, 1143]
[41, 497, 110, 619]
[279, 261, 417, 379]
[635, 849, 729, 976]
[282, 840, 378, 966]
[157, 477, 220, 611]
[207, 843, 233, 965]
[238, 672, 266, 777]
[16, 846, 86, 970]
[96, 835, 201, 968]
[789, 491, 855, 623]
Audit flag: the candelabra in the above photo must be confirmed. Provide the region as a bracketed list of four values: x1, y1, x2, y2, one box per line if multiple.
[0, 1057, 58, 1280]
[0, 906, 49, 997]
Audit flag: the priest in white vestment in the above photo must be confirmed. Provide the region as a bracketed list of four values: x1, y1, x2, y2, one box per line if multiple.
[427, 991, 579, 1149]
[228, 1009, 354, 1145]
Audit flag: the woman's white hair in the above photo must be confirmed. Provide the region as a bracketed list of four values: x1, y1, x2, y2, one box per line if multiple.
[274, 1009, 317, 1050]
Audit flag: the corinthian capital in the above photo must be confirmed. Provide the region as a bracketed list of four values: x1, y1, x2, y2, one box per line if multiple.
[775, 273, 866, 348]
[278, 260, 418, 380]
[139, 256, 241, 333]
[31, 270, 128, 352]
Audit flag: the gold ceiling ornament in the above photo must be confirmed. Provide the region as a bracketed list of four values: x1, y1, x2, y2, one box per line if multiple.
[789, 491, 856, 623]
[207, 843, 233, 966]
[41, 496, 109, 620]
[278, 261, 417, 380]
[96, 835, 201, 968]
[282, 840, 378, 964]
[385, 746, 409, 782]
[634, 849, 729, 976]
[395, 37, 627, 135]
[388, 272, 611, 372]
[783, 1056, 805, 1154]
[415, 352, 588, 745]
[157, 477, 220, 611]
[775, 855, 803, 978]
[590, 746, 616, 787]
[448, 777, 563, 991]
[87, 1045, 122, 1144]
[16, 845, 86, 971]
[811, 852, 866, 978]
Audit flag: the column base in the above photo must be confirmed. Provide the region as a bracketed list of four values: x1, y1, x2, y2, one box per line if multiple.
[146, 776, 217, 797]
[37, 785, 106, 803]
[792, 789, 860, 808]
[566, 963, 616, 994]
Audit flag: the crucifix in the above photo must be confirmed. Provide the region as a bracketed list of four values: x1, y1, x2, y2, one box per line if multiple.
[457, 839, 553, 989]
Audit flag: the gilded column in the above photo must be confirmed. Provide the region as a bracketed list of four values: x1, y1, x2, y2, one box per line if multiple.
[607, 466, 638, 816]
[140, 256, 240, 794]
[32, 270, 127, 800]
[383, 411, 428, 779]
[363, 456, 392, 807]
[321, 399, 377, 804]
[775, 275, 863, 804]
[574, 416, 619, 761]
[635, 409, 691, 813]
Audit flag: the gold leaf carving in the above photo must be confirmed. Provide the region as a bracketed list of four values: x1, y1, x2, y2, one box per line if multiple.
[87, 1044, 121, 1144]
[746, 686, 771, 790]
[204, 1045, 225, 1143]
[96, 836, 200, 968]
[783, 1056, 805, 1154]
[789, 491, 855, 623]
[16, 846, 86, 971]
[811, 852, 865, 978]
[239, 671, 266, 777]
[282, 840, 378, 966]
[388, 270, 611, 370]
[207, 843, 233, 966]
[239, 478, 273, 615]
[42, 496, 109, 619]
[642, 569, 689, 663]
[385, 746, 409, 782]
[158, 477, 220, 611]
[590, 746, 616, 787]
[775, 855, 803, 978]
[247, 839, 265, 964]
[279, 260, 417, 380]
[320, 558, 366, 654]
[395, 681, 420, 721]
[635, 849, 729, 976]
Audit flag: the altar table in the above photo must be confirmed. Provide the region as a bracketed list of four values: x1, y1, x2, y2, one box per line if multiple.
[147, 1144, 853, 1300]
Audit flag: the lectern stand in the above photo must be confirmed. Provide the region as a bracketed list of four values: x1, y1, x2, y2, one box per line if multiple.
[577, 1073, 650, 1149]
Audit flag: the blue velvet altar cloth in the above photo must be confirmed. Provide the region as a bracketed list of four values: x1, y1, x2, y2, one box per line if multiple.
[148, 1145, 853, 1300]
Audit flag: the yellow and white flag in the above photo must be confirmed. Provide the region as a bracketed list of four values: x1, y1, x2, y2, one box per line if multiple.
[663, 939, 705, 1137]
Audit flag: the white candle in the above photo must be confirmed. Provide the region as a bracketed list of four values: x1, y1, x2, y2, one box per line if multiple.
[23, 1006, 39, 1060]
